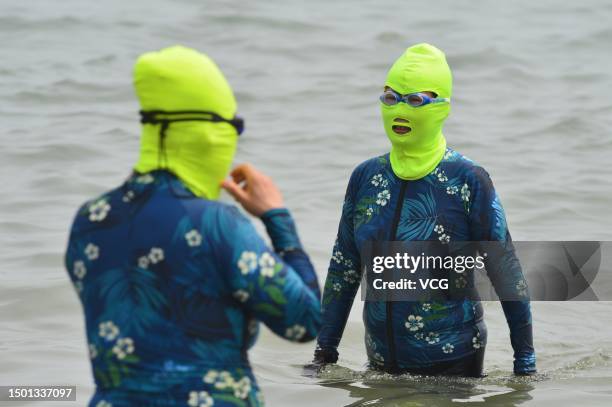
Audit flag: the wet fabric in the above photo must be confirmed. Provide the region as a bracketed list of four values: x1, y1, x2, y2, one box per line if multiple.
[382, 43, 451, 180]
[316, 148, 536, 375]
[65, 170, 321, 406]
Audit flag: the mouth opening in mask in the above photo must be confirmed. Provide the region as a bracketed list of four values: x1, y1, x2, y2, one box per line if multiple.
[392, 118, 411, 135]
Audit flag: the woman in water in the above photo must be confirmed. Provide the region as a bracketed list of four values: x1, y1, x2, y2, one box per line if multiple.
[313, 43, 536, 377]
[65, 46, 321, 406]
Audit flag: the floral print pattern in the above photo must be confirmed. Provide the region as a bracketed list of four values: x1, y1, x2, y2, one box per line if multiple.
[405, 315, 424, 332]
[318, 149, 534, 373]
[237, 251, 257, 275]
[65, 170, 321, 405]
[88, 199, 111, 222]
[185, 229, 202, 247]
[187, 391, 213, 407]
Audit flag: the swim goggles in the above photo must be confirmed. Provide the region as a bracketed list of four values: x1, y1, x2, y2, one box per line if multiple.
[379, 89, 450, 107]
[140, 110, 244, 136]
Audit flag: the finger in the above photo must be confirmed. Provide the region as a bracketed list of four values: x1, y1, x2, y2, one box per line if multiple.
[221, 178, 248, 203]
[231, 163, 259, 183]
[230, 164, 252, 183]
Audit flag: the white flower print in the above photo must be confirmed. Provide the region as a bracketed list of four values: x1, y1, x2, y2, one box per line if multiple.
[455, 276, 467, 289]
[112, 337, 135, 359]
[98, 321, 119, 341]
[442, 343, 455, 354]
[88, 199, 111, 222]
[258, 252, 276, 277]
[366, 207, 373, 217]
[237, 251, 257, 275]
[233, 289, 249, 303]
[422, 303, 432, 312]
[415, 332, 424, 340]
[148, 247, 164, 264]
[433, 224, 444, 234]
[135, 174, 154, 184]
[96, 401, 112, 407]
[285, 324, 306, 340]
[461, 183, 470, 202]
[333, 282, 342, 292]
[233, 376, 251, 399]
[332, 250, 344, 264]
[73, 260, 87, 279]
[343, 258, 354, 268]
[425, 332, 440, 344]
[84, 243, 99, 260]
[202, 369, 219, 384]
[381, 178, 389, 188]
[446, 186, 458, 195]
[438, 233, 451, 244]
[343, 269, 359, 284]
[89, 343, 98, 359]
[473, 333, 483, 349]
[434, 168, 448, 182]
[371, 174, 383, 187]
[405, 315, 424, 332]
[185, 229, 203, 247]
[138, 256, 150, 269]
[376, 190, 391, 206]
[122, 190, 135, 203]
[187, 391, 214, 407]
[215, 371, 235, 389]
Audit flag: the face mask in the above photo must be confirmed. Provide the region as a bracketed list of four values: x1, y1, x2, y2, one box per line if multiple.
[381, 43, 452, 180]
[133, 46, 239, 199]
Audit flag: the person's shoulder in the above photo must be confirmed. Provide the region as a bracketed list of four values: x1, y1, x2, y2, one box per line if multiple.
[205, 199, 248, 221]
[350, 153, 391, 183]
[441, 147, 490, 179]
[68, 184, 126, 234]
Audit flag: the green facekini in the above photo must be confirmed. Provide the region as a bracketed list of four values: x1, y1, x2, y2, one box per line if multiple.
[134, 45, 238, 199]
[381, 43, 453, 180]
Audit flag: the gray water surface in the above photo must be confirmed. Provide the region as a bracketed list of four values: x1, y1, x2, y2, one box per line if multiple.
[1, 0, 612, 406]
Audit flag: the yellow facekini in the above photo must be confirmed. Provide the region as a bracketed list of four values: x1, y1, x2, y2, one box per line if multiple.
[381, 43, 453, 180]
[134, 45, 238, 199]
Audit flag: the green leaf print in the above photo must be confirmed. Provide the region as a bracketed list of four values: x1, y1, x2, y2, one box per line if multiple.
[265, 285, 287, 304]
[253, 303, 282, 317]
[215, 393, 247, 407]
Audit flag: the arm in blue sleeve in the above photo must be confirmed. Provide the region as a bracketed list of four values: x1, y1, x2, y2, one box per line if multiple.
[222, 206, 321, 343]
[315, 168, 362, 363]
[261, 208, 320, 298]
[468, 166, 536, 374]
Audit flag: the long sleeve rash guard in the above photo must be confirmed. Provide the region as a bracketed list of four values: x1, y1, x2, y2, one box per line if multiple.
[65, 170, 321, 406]
[316, 148, 535, 375]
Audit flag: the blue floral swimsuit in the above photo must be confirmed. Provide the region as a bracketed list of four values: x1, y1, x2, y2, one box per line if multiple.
[316, 148, 536, 375]
[65, 170, 321, 406]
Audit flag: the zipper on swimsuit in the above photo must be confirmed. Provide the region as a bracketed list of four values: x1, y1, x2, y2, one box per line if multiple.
[386, 180, 408, 373]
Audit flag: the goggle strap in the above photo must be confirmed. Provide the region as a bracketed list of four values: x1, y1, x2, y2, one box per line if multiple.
[140, 109, 243, 135]
[140, 110, 227, 124]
